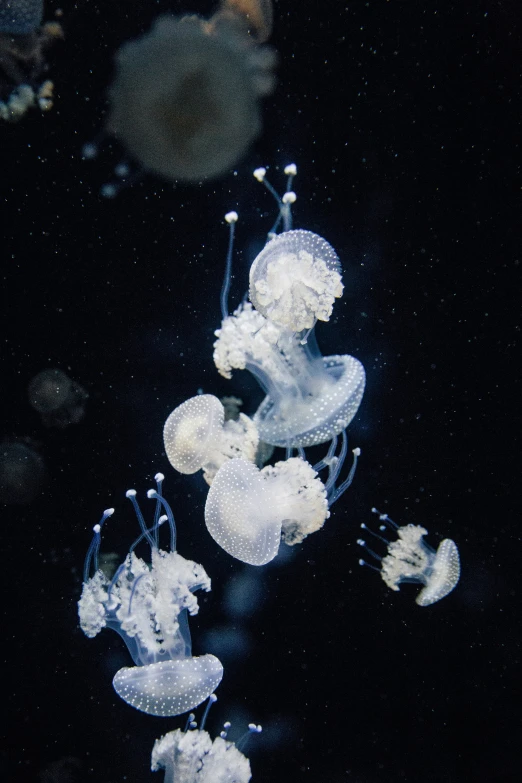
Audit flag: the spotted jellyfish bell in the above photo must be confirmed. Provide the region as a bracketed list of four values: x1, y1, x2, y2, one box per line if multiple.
[78, 473, 223, 716]
[152, 694, 261, 783]
[163, 393, 258, 486]
[205, 432, 360, 565]
[213, 165, 365, 448]
[357, 507, 461, 606]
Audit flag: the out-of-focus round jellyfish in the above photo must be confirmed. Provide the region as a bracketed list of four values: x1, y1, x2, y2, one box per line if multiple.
[28, 368, 88, 428]
[358, 508, 461, 606]
[214, 166, 365, 448]
[78, 473, 223, 716]
[163, 394, 258, 486]
[0, 0, 62, 122]
[0, 436, 47, 504]
[104, 0, 277, 184]
[205, 440, 360, 565]
[152, 700, 261, 783]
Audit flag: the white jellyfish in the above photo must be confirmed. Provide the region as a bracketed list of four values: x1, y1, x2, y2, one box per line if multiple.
[357, 508, 461, 606]
[214, 166, 365, 448]
[205, 435, 360, 565]
[28, 368, 88, 428]
[78, 473, 223, 716]
[163, 394, 258, 486]
[152, 698, 261, 783]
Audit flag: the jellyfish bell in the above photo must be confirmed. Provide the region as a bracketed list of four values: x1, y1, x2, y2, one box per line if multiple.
[105, 7, 277, 185]
[0, 0, 43, 34]
[214, 0, 274, 43]
[358, 508, 461, 606]
[163, 394, 258, 485]
[78, 473, 223, 716]
[249, 229, 344, 333]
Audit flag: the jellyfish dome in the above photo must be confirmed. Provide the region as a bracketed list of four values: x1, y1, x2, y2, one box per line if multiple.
[107, 9, 277, 183]
[163, 394, 258, 485]
[214, 301, 365, 447]
[249, 229, 344, 333]
[78, 474, 223, 716]
[205, 456, 329, 565]
[358, 509, 461, 606]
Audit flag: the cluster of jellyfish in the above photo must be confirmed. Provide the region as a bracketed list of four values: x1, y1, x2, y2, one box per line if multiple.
[77, 161, 461, 781]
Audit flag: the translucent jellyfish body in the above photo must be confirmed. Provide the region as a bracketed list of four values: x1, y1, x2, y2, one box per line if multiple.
[358, 509, 461, 606]
[28, 368, 88, 428]
[152, 724, 255, 783]
[249, 229, 344, 333]
[205, 456, 329, 564]
[78, 474, 223, 716]
[214, 301, 365, 447]
[106, 4, 276, 184]
[164, 394, 258, 485]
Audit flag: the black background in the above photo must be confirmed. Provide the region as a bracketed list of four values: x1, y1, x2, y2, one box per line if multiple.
[1, 1, 520, 781]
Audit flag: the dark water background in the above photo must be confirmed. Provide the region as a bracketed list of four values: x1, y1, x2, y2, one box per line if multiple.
[1, 1, 520, 781]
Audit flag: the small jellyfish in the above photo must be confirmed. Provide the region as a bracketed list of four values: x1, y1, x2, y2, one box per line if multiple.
[214, 166, 365, 448]
[152, 697, 261, 783]
[358, 508, 461, 606]
[0, 0, 62, 122]
[205, 437, 360, 565]
[0, 436, 47, 504]
[103, 1, 277, 184]
[163, 394, 258, 486]
[28, 368, 88, 428]
[78, 473, 223, 716]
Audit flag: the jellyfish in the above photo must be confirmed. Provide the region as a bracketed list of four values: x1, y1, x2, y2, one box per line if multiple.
[152, 697, 261, 783]
[214, 166, 365, 448]
[357, 508, 461, 606]
[205, 436, 360, 565]
[78, 473, 223, 716]
[28, 368, 88, 428]
[164, 394, 258, 486]
[0, 0, 62, 122]
[0, 435, 47, 504]
[100, 0, 276, 185]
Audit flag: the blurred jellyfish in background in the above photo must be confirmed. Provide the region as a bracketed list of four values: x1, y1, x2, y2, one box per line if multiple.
[78, 473, 223, 716]
[96, 0, 277, 185]
[0, 436, 47, 504]
[0, 0, 63, 121]
[28, 368, 88, 428]
[358, 508, 461, 606]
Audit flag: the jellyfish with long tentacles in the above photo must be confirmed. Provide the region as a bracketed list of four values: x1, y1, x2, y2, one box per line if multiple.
[214, 165, 366, 448]
[357, 508, 461, 606]
[78, 473, 223, 716]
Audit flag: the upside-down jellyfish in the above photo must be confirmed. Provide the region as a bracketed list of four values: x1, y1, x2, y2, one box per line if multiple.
[78, 473, 223, 715]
